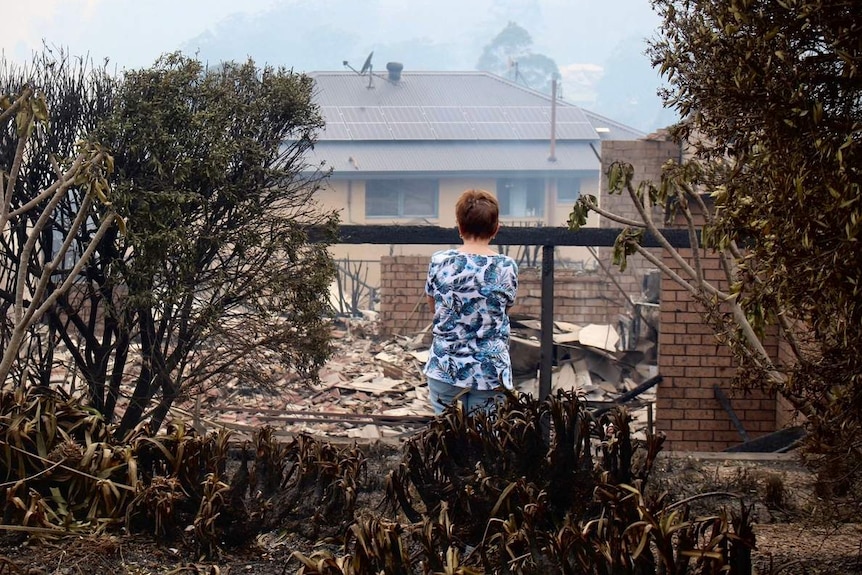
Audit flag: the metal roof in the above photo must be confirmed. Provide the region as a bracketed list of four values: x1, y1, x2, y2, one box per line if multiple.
[310, 140, 601, 175]
[311, 71, 561, 107]
[309, 71, 644, 143]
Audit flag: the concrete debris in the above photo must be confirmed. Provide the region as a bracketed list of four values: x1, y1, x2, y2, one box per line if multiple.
[509, 316, 658, 439]
[175, 314, 659, 442]
[336, 374, 407, 395]
[578, 324, 620, 352]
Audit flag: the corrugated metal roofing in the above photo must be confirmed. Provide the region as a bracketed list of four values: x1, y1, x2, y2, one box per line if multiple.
[310, 71, 644, 143]
[309, 141, 600, 175]
[311, 71, 555, 107]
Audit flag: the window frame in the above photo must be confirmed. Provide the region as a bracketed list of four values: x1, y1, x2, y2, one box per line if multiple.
[364, 178, 439, 219]
[496, 177, 545, 219]
[556, 177, 582, 204]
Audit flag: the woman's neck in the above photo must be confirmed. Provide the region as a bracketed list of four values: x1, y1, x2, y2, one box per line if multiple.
[458, 238, 497, 256]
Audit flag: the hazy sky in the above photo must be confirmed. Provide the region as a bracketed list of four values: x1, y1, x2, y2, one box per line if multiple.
[0, 0, 674, 131]
[2, 0, 660, 65]
[1, 0, 275, 68]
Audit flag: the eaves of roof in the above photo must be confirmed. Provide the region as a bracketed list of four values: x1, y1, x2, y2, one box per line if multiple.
[581, 109, 647, 141]
[309, 140, 601, 176]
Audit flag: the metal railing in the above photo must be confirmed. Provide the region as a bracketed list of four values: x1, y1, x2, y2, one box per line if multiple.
[322, 224, 692, 400]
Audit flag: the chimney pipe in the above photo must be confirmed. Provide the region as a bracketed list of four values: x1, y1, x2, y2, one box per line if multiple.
[386, 62, 403, 82]
[548, 77, 558, 162]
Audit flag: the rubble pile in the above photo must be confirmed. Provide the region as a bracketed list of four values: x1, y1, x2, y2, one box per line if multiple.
[507, 317, 658, 438]
[178, 313, 660, 443]
[180, 315, 433, 441]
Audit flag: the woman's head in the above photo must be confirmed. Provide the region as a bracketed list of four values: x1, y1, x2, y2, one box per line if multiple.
[455, 189, 499, 240]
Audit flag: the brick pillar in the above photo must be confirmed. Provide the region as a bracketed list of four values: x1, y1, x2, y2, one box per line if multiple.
[599, 136, 681, 297]
[379, 256, 433, 336]
[600, 134, 780, 451]
[656, 248, 778, 451]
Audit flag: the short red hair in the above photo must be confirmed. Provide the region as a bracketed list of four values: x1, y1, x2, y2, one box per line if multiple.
[455, 189, 499, 240]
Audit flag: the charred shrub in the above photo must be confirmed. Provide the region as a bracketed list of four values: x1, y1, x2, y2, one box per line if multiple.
[382, 390, 753, 573]
[386, 390, 658, 540]
[263, 432, 368, 541]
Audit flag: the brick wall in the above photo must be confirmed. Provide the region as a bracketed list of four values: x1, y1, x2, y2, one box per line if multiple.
[379, 256, 430, 335]
[599, 134, 783, 451]
[510, 268, 620, 324]
[379, 256, 621, 335]
[656, 250, 779, 451]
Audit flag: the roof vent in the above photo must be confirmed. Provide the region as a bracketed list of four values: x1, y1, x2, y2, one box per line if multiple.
[386, 62, 403, 82]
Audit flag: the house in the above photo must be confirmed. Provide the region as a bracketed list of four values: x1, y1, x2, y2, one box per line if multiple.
[308, 64, 644, 309]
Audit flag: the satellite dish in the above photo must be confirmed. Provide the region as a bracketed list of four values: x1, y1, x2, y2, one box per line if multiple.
[359, 51, 374, 75]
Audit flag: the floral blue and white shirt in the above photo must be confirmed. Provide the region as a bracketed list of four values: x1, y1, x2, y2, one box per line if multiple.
[423, 249, 518, 390]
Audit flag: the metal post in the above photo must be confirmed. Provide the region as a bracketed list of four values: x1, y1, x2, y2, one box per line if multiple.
[539, 245, 554, 400]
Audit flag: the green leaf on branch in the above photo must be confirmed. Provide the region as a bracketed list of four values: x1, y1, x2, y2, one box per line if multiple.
[15, 108, 32, 138]
[567, 195, 595, 231]
[90, 180, 110, 205]
[612, 227, 645, 272]
[608, 162, 635, 194]
[608, 162, 622, 192]
[637, 180, 660, 207]
[607, 161, 634, 195]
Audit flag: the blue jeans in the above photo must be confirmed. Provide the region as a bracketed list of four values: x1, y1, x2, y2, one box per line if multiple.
[427, 377, 504, 415]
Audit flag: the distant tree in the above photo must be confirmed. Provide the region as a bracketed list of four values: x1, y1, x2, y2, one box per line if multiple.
[594, 35, 677, 133]
[573, 0, 862, 506]
[476, 22, 560, 94]
[477, 21, 531, 76]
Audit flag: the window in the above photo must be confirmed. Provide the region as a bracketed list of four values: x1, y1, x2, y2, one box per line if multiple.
[556, 177, 581, 203]
[497, 178, 544, 218]
[365, 179, 438, 218]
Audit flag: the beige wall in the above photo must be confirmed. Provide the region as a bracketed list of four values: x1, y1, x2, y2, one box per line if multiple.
[319, 177, 492, 227]
[318, 174, 601, 280]
[318, 175, 600, 227]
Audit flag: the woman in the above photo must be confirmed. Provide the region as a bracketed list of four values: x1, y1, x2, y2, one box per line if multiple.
[424, 189, 519, 414]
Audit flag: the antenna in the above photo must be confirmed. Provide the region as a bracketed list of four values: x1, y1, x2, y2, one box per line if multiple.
[343, 52, 377, 89]
[360, 51, 373, 75]
[361, 51, 374, 88]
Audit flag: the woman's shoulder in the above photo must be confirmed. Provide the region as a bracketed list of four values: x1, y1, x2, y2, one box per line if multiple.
[430, 248, 459, 261]
[492, 253, 518, 269]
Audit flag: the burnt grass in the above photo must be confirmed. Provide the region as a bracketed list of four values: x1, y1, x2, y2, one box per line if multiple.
[0, 410, 860, 575]
[0, 441, 406, 575]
